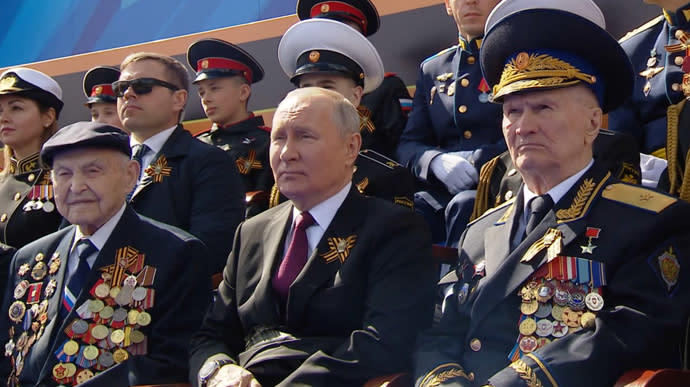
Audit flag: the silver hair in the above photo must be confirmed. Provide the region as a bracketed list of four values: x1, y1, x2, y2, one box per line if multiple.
[277, 87, 360, 137]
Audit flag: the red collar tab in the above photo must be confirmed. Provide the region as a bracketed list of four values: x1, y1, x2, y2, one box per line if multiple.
[311, 1, 367, 34]
[197, 57, 253, 83]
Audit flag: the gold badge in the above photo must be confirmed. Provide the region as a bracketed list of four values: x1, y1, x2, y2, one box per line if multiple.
[321, 3, 330, 13]
[515, 52, 530, 70]
[144, 155, 172, 183]
[94, 86, 102, 94]
[321, 235, 357, 263]
[0, 75, 18, 90]
[355, 177, 369, 193]
[436, 72, 453, 82]
[201, 59, 209, 69]
[521, 228, 562, 263]
[657, 247, 680, 292]
[309, 51, 320, 63]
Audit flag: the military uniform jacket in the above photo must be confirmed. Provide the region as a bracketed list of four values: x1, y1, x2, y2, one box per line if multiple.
[396, 38, 505, 189]
[130, 125, 245, 274]
[0, 154, 62, 249]
[608, 7, 690, 156]
[190, 187, 435, 387]
[415, 161, 690, 386]
[0, 206, 212, 386]
[359, 73, 410, 159]
[195, 114, 273, 195]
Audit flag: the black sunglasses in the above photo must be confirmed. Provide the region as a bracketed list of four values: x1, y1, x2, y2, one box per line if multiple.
[111, 77, 180, 97]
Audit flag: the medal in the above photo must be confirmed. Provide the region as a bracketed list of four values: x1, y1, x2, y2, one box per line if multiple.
[18, 263, 30, 277]
[520, 300, 538, 315]
[551, 321, 568, 338]
[518, 335, 537, 353]
[98, 351, 114, 368]
[137, 311, 152, 326]
[31, 262, 47, 281]
[113, 348, 129, 363]
[48, 256, 60, 275]
[9, 301, 26, 323]
[130, 330, 145, 344]
[477, 78, 491, 103]
[585, 292, 604, 311]
[536, 319, 554, 337]
[91, 325, 109, 341]
[580, 312, 596, 329]
[519, 318, 537, 336]
[75, 369, 95, 384]
[42, 200, 55, 213]
[88, 299, 105, 314]
[83, 345, 99, 361]
[13, 280, 29, 299]
[71, 319, 89, 336]
[63, 340, 79, 356]
[99, 306, 114, 320]
[534, 303, 552, 318]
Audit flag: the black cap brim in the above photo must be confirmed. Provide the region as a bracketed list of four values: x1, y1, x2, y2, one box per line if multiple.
[480, 9, 633, 113]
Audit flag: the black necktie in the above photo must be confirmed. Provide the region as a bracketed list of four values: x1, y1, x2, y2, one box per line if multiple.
[61, 239, 97, 318]
[127, 144, 150, 201]
[525, 194, 554, 235]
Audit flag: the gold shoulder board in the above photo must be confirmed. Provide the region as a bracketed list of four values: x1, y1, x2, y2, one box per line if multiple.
[619, 16, 664, 43]
[601, 183, 677, 213]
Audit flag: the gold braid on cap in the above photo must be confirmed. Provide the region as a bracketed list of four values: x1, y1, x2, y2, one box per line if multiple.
[492, 52, 597, 100]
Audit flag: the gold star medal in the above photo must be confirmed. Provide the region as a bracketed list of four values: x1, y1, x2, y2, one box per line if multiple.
[580, 227, 600, 254]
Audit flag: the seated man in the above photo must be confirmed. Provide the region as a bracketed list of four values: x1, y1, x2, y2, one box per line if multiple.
[415, 1, 690, 386]
[1, 122, 211, 386]
[189, 88, 435, 386]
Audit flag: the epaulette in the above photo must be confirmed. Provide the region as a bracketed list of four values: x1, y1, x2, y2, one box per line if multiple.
[258, 125, 271, 133]
[468, 197, 516, 226]
[470, 155, 501, 221]
[422, 45, 457, 64]
[601, 183, 677, 213]
[358, 149, 401, 170]
[619, 15, 664, 43]
[384, 72, 397, 78]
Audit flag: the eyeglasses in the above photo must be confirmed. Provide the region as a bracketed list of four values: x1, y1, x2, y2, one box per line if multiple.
[111, 78, 180, 97]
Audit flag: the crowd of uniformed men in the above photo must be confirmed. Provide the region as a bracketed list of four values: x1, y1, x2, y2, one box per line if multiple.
[0, 0, 689, 386]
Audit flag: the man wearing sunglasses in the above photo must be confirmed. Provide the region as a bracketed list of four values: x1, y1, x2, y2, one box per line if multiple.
[115, 52, 245, 275]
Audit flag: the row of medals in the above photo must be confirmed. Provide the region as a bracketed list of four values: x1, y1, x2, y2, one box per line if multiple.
[5, 252, 62, 383]
[52, 272, 153, 385]
[23, 197, 55, 213]
[514, 278, 604, 354]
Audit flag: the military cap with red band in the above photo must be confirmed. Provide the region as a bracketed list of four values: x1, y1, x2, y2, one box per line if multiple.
[297, 0, 380, 36]
[187, 38, 264, 84]
[83, 66, 120, 106]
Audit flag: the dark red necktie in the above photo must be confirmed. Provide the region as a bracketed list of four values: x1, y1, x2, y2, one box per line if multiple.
[273, 212, 315, 301]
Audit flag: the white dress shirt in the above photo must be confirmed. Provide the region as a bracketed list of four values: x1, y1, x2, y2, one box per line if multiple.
[129, 125, 176, 182]
[67, 204, 126, 278]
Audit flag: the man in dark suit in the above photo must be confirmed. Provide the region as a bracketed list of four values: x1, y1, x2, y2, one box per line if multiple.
[0, 121, 211, 386]
[115, 52, 245, 273]
[189, 87, 435, 387]
[415, 1, 690, 386]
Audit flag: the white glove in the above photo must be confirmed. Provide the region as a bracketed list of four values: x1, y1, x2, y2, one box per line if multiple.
[430, 152, 478, 194]
[639, 153, 667, 188]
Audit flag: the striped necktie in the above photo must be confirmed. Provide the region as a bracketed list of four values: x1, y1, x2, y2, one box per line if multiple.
[60, 239, 97, 318]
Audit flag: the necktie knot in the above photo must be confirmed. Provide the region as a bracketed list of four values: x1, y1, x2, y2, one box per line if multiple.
[75, 239, 97, 262]
[132, 144, 150, 162]
[295, 212, 315, 231]
[526, 194, 554, 235]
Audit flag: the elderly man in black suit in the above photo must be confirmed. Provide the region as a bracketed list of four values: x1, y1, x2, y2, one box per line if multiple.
[414, 0, 690, 386]
[189, 87, 435, 387]
[0, 122, 211, 386]
[115, 52, 244, 274]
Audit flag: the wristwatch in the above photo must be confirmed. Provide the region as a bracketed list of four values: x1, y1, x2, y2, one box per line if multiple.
[199, 358, 233, 386]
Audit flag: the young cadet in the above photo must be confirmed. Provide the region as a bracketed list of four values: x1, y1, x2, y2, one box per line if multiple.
[296, 0, 411, 159]
[415, 1, 690, 386]
[187, 39, 273, 217]
[82, 66, 122, 128]
[276, 18, 416, 209]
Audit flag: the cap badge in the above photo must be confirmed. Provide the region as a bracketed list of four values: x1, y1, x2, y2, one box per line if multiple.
[515, 52, 530, 71]
[309, 51, 320, 63]
[0, 75, 18, 90]
[201, 60, 209, 69]
[94, 86, 103, 95]
[321, 3, 330, 13]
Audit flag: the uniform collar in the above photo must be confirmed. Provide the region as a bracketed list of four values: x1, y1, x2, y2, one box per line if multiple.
[663, 3, 690, 27]
[213, 113, 264, 133]
[8, 152, 41, 175]
[458, 34, 483, 52]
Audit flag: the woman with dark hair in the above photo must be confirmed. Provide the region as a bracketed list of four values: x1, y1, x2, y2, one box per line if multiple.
[0, 68, 64, 285]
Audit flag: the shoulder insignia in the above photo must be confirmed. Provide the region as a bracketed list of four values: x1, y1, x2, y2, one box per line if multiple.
[471, 155, 501, 221]
[393, 196, 414, 209]
[356, 177, 369, 193]
[469, 197, 515, 226]
[258, 125, 271, 133]
[619, 15, 664, 43]
[510, 359, 544, 387]
[601, 183, 677, 213]
[419, 363, 474, 387]
[422, 45, 457, 64]
[358, 149, 400, 169]
[556, 173, 610, 223]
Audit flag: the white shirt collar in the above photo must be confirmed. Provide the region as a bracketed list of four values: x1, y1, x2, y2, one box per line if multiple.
[129, 125, 176, 155]
[288, 182, 351, 254]
[522, 159, 594, 219]
[73, 203, 127, 252]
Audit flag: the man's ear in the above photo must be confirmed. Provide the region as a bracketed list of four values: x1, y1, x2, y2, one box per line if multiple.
[345, 132, 362, 166]
[172, 89, 188, 113]
[584, 107, 602, 146]
[351, 85, 364, 107]
[239, 83, 251, 104]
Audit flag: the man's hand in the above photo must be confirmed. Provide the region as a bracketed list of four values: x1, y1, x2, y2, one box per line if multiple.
[208, 364, 262, 387]
[430, 152, 478, 194]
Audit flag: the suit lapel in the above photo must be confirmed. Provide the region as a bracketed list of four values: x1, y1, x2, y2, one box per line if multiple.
[483, 195, 520, 277]
[286, 188, 364, 327]
[470, 163, 612, 327]
[131, 125, 187, 200]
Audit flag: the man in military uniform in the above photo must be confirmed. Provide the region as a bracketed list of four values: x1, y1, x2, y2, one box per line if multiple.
[189, 88, 434, 387]
[608, 1, 690, 188]
[277, 18, 415, 208]
[115, 52, 245, 274]
[82, 66, 122, 128]
[296, 0, 411, 159]
[0, 122, 211, 386]
[397, 0, 504, 243]
[187, 39, 273, 217]
[415, 1, 690, 386]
